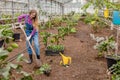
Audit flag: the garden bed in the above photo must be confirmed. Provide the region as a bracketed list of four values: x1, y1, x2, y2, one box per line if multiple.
[8, 21, 116, 80]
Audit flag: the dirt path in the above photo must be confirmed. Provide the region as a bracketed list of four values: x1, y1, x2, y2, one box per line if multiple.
[9, 21, 111, 80]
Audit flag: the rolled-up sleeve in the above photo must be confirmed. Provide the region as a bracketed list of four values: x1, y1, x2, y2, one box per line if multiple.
[18, 14, 27, 22]
[31, 28, 36, 36]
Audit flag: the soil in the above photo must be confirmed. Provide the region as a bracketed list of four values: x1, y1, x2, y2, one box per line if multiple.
[8, 21, 117, 80]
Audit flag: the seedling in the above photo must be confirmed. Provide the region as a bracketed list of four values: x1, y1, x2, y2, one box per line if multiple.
[47, 45, 64, 52]
[36, 63, 51, 76]
[40, 32, 51, 47]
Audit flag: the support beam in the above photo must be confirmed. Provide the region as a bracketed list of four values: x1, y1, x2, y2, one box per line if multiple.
[48, 0, 62, 4]
[46, 0, 64, 15]
[63, 0, 73, 4]
[62, 5, 64, 15]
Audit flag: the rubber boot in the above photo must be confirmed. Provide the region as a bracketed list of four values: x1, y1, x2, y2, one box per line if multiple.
[27, 54, 33, 64]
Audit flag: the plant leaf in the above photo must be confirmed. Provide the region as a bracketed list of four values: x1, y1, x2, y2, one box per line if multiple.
[21, 76, 33, 80]
[16, 54, 24, 62]
[20, 71, 30, 76]
[9, 63, 18, 69]
[1, 66, 11, 79]
[0, 48, 9, 61]
[2, 71, 9, 80]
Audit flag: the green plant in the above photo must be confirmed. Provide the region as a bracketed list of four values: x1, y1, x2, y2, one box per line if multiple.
[0, 25, 13, 39]
[11, 43, 19, 48]
[40, 30, 65, 48]
[109, 61, 120, 80]
[112, 74, 120, 80]
[51, 34, 61, 45]
[109, 61, 120, 75]
[20, 71, 33, 80]
[83, 12, 105, 33]
[47, 45, 64, 52]
[90, 19, 107, 33]
[66, 20, 78, 27]
[51, 17, 62, 27]
[7, 46, 13, 52]
[81, 0, 120, 33]
[94, 36, 116, 57]
[40, 32, 51, 47]
[0, 48, 33, 80]
[72, 13, 81, 22]
[14, 13, 21, 17]
[61, 15, 69, 22]
[70, 27, 77, 33]
[21, 75, 33, 80]
[51, 26, 74, 45]
[82, 0, 120, 12]
[6, 43, 19, 52]
[58, 27, 68, 36]
[61, 13, 78, 27]
[58, 26, 77, 37]
[61, 12, 74, 23]
[45, 20, 53, 29]
[36, 63, 51, 76]
[0, 25, 14, 48]
[5, 19, 12, 24]
[68, 11, 75, 17]
[0, 25, 19, 51]
[84, 14, 97, 24]
[1, 14, 12, 19]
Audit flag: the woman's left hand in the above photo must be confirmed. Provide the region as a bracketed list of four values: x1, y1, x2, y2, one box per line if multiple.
[26, 35, 31, 41]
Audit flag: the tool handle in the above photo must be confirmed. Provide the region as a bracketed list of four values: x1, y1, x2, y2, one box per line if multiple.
[20, 24, 37, 58]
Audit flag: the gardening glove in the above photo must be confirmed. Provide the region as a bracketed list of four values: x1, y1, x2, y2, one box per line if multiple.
[26, 35, 31, 41]
[19, 22, 24, 29]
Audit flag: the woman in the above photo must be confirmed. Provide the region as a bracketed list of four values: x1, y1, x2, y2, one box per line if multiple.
[18, 10, 41, 65]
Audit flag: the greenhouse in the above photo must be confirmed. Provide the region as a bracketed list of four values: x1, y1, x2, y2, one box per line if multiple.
[1, 0, 120, 80]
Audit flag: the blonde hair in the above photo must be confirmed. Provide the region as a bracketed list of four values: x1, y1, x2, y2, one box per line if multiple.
[29, 9, 39, 30]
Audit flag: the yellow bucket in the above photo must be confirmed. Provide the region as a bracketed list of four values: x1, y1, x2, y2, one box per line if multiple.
[104, 9, 109, 18]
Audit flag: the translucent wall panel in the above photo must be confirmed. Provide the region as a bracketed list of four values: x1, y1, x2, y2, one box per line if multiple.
[64, 0, 87, 14]
[39, 0, 62, 15]
[0, 1, 5, 8]
[32, 0, 62, 15]
[29, 0, 63, 21]
[0, 0, 29, 19]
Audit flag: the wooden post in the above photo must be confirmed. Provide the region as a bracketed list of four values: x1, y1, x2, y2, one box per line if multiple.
[115, 27, 120, 56]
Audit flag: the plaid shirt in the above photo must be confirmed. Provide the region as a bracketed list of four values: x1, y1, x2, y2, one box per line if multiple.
[18, 14, 36, 36]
